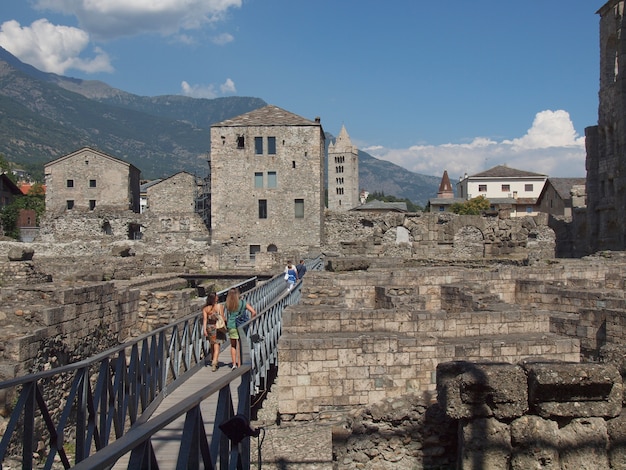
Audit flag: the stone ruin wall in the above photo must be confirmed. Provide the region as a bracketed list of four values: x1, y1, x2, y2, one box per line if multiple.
[278, 255, 626, 468]
[323, 210, 555, 263]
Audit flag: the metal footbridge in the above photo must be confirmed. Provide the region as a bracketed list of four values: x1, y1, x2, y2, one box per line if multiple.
[0, 257, 323, 469]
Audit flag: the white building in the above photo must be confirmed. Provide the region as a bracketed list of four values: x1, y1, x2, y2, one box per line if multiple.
[456, 165, 548, 217]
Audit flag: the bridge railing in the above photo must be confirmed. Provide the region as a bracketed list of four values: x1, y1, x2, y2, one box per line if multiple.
[0, 255, 323, 469]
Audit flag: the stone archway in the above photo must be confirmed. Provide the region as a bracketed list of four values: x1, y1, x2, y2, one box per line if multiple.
[453, 225, 485, 258]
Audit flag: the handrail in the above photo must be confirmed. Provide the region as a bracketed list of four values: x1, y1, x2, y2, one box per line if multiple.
[0, 255, 323, 469]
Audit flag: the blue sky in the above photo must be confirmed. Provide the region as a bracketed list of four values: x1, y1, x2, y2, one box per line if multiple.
[0, 1, 605, 179]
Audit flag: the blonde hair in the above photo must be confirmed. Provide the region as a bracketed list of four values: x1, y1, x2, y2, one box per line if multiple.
[225, 288, 240, 312]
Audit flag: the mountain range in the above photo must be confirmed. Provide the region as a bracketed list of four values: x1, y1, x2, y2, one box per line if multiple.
[0, 46, 440, 206]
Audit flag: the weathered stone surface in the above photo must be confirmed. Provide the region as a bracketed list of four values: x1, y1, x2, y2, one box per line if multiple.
[606, 411, 626, 470]
[7, 246, 34, 261]
[558, 418, 609, 470]
[459, 417, 511, 470]
[525, 361, 622, 418]
[437, 361, 528, 420]
[510, 415, 559, 469]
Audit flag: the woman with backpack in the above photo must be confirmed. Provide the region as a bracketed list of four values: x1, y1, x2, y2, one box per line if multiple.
[225, 288, 256, 369]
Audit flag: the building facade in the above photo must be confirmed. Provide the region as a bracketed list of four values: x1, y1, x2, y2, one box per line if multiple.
[456, 165, 547, 217]
[536, 178, 586, 218]
[327, 125, 359, 211]
[44, 147, 141, 214]
[209, 105, 325, 260]
[585, 0, 626, 252]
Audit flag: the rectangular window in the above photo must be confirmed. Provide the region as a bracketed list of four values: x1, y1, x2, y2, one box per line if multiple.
[66, 200, 74, 210]
[89, 179, 96, 188]
[526, 206, 533, 213]
[89, 200, 96, 210]
[250, 245, 261, 261]
[67, 179, 74, 188]
[524, 184, 533, 192]
[255, 137, 263, 155]
[258, 199, 267, 219]
[478, 184, 487, 192]
[267, 171, 277, 188]
[502, 184, 511, 192]
[268, 137, 276, 154]
[438, 206, 445, 212]
[295, 198, 304, 218]
[254, 172, 263, 188]
[237, 136, 245, 149]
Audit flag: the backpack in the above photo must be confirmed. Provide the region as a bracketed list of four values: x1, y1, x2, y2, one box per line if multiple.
[226, 299, 249, 328]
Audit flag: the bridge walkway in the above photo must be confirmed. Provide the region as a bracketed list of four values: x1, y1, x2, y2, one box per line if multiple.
[113, 347, 239, 469]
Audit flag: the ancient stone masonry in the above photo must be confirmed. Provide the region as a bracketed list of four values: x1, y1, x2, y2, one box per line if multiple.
[269, 253, 626, 469]
[323, 210, 555, 263]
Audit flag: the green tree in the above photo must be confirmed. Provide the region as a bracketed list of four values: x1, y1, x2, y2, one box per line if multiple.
[0, 189, 45, 239]
[0, 154, 17, 183]
[449, 195, 490, 215]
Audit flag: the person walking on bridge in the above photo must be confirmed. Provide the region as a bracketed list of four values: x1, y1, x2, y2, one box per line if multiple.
[225, 288, 256, 369]
[202, 292, 226, 371]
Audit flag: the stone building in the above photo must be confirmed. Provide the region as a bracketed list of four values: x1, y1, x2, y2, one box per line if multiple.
[536, 177, 586, 218]
[585, 0, 626, 253]
[209, 105, 325, 261]
[44, 147, 141, 214]
[0, 173, 21, 208]
[327, 125, 359, 211]
[142, 171, 210, 243]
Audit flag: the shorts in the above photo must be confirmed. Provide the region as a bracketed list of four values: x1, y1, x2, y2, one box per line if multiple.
[228, 327, 239, 340]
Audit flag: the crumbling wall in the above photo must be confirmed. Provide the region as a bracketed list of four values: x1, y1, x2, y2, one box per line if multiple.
[324, 211, 555, 263]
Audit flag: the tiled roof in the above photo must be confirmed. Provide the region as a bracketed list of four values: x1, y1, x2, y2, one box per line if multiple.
[547, 177, 586, 200]
[212, 105, 319, 127]
[353, 200, 407, 212]
[471, 165, 546, 178]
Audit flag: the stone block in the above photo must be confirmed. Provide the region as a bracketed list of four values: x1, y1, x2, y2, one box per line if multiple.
[525, 361, 622, 418]
[510, 415, 559, 469]
[437, 361, 528, 420]
[459, 417, 511, 470]
[558, 417, 609, 470]
[607, 411, 626, 470]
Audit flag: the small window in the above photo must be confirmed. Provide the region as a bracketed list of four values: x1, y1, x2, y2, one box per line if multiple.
[89, 200, 96, 210]
[67, 179, 74, 188]
[478, 184, 487, 192]
[254, 172, 263, 188]
[524, 184, 533, 192]
[268, 137, 276, 155]
[89, 179, 96, 188]
[237, 136, 245, 149]
[255, 137, 263, 155]
[66, 200, 74, 210]
[249, 245, 261, 261]
[267, 171, 277, 188]
[438, 206, 445, 212]
[258, 199, 267, 219]
[502, 184, 510, 192]
[526, 206, 533, 213]
[295, 199, 304, 218]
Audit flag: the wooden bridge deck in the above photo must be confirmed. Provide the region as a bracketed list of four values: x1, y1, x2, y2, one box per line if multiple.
[113, 346, 240, 469]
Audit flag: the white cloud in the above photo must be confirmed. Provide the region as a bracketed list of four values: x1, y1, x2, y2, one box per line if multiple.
[181, 78, 236, 98]
[0, 19, 113, 74]
[181, 81, 217, 99]
[220, 78, 236, 94]
[365, 110, 586, 179]
[212, 32, 234, 45]
[33, 0, 243, 41]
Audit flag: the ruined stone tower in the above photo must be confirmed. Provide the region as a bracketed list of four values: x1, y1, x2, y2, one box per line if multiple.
[327, 125, 359, 211]
[585, 0, 626, 252]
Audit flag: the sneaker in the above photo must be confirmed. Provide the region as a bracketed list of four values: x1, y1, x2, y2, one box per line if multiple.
[212, 363, 218, 372]
[232, 365, 238, 370]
